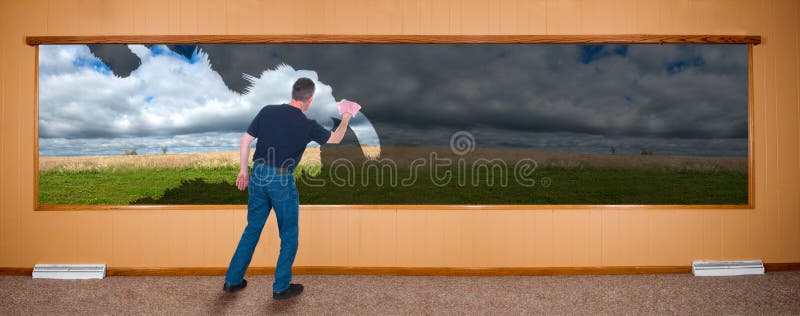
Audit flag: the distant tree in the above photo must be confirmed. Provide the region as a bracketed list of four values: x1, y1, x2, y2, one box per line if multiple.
[609, 145, 616, 154]
[123, 149, 138, 156]
[161, 145, 168, 154]
[640, 149, 654, 155]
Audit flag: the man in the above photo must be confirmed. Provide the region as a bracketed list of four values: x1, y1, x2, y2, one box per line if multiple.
[223, 77, 355, 300]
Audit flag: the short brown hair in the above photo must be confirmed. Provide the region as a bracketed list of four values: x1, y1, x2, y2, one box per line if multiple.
[292, 77, 315, 101]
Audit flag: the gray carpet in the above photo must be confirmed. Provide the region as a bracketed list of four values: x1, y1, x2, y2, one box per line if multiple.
[1, 272, 799, 315]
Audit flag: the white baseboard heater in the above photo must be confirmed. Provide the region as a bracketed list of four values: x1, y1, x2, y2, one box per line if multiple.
[32, 264, 106, 279]
[692, 259, 764, 276]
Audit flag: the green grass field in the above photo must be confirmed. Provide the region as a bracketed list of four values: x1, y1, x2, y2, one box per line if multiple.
[39, 165, 748, 205]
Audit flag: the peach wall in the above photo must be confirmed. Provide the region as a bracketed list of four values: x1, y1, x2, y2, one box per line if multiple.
[0, 0, 798, 269]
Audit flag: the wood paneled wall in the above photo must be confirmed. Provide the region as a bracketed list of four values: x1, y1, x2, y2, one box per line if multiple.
[0, 0, 798, 269]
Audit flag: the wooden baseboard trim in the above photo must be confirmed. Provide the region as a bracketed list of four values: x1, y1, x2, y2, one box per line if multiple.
[288, 266, 695, 276]
[763, 262, 800, 272]
[2, 263, 797, 277]
[0, 268, 33, 275]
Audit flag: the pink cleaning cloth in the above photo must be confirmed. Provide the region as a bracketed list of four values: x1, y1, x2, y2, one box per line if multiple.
[337, 99, 361, 118]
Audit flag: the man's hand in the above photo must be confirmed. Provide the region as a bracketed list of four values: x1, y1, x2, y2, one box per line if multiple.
[236, 170, 249, 191]
[237, 132, 255, 190]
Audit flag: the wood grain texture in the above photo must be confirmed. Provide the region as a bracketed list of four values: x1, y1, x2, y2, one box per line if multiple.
[749, 44, 755, 208]
[25, 34, 762, 45]
[2, 263, 799, 276]
[0, 2, 5, 265]
[107, 265, 697, 276]
[33, 46, 38, 210]
[0, 0, 796, 271]
[0, 265, 692, 276]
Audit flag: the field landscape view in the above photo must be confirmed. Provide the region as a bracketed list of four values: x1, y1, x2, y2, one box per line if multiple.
[38, 43, 749, 205]
[39, 145, 747, 205]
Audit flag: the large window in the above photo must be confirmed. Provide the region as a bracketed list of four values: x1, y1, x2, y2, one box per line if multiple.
[32, 36, 755, 208]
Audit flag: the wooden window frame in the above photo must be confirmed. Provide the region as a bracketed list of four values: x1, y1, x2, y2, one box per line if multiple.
[27, 34, 760, 211]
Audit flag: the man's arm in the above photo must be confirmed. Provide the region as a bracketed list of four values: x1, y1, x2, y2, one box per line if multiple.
[236, 132, 256, 190]
[327, 113, 352, 144]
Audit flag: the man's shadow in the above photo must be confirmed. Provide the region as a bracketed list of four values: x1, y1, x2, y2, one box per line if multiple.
[261, 296, 301, 313]
[129, 179, 246, 204]
[208, 292, 238, 314]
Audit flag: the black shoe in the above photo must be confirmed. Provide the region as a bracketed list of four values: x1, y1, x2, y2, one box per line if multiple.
[223, 279, 247, 293]
[273, 283, 303, 300]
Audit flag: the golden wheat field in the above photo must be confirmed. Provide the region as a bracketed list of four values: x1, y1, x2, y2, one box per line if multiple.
[39, 145, 746, 173]
[38, 146, 379, 172]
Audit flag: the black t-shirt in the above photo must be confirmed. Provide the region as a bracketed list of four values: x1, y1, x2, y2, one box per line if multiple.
[246, 104, 331, 171]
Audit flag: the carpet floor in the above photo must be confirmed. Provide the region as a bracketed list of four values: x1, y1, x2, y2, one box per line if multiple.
[1, 271, 799, 315]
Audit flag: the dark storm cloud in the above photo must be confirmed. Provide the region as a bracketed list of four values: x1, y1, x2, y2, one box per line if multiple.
[189, 43, 748, 140]
[68, 43, 748, 157]
[86, 43, 747, 140]
[87, 44, 141, 77]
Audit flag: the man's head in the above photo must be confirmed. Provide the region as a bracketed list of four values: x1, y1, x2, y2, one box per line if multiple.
[291, 77, 315, 111]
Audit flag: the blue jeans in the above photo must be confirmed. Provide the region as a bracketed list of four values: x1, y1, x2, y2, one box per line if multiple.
[225, 163, 299, 293]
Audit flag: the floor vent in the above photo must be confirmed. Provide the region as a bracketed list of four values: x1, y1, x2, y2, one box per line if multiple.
[692, 259, 764, 276]
[32, 264, 106, 279]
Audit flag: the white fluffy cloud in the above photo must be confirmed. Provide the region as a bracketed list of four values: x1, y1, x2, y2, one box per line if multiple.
[39, 44, 380, 156]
